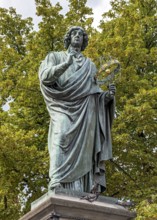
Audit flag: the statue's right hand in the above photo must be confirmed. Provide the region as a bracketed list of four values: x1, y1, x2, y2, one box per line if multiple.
[65, 52, 76, 66]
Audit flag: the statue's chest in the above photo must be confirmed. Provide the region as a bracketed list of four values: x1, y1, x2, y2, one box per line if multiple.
[57, 55, 86, 86]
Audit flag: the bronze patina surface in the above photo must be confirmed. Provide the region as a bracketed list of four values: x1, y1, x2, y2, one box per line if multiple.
[39, 26, 116, 194]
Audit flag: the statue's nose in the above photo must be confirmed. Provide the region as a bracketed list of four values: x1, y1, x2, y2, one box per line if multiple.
[76, 32, 80, 37]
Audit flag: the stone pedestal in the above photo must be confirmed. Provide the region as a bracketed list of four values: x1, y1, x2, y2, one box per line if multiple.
[20, 189, 136, 220]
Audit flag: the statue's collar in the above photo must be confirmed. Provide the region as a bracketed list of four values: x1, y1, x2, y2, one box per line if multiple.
[67, 46, 83, 59]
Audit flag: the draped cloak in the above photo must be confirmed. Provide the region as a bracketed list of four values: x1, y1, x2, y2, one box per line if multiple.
[39, 51, 115, 193]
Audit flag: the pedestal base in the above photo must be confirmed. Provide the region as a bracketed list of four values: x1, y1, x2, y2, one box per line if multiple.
[20, 189, 136, 220]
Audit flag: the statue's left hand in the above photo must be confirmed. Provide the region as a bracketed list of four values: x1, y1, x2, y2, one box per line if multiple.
[108, 84, 116, 96]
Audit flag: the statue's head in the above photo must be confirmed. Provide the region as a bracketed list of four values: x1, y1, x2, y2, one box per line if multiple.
[64, 26, 88, 51]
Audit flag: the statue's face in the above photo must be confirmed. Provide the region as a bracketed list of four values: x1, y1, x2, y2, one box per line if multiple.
[70, 29, 83, 49]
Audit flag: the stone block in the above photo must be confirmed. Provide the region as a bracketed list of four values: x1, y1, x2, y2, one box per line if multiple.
[20, 189, 136, 220]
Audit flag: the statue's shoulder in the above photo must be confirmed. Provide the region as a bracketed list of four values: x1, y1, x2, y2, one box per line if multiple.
[88, 57, 95, 65]
[48, 51, 66, 58]
[88, 58, 97, 74]
[47, 51, 67, 62]
[45, 51, 66, 64]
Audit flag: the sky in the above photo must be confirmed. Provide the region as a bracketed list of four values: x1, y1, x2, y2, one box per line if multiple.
[0, 0, 111, 29]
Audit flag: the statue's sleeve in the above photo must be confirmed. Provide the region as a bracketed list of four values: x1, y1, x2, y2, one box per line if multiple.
[39, 52, 69, 84]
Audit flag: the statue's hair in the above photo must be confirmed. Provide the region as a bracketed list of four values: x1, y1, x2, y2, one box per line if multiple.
[64, 26, 88, 51]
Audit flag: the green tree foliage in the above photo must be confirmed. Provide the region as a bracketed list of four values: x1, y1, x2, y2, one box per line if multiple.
[136, 195, 157, 219]
[0, 0, 156, 219]
[93, 0, 157, 217]
[35, 0, 66, 53]
[65, 0, 94, 33]
[0, 7, 49, 220]
[0, 121, 48, 219]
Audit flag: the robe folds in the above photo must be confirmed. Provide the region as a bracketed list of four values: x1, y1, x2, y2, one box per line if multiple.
[39, 51, 115, 193]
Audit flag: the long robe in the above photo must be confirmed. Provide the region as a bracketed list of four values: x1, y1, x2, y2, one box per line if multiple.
[39, 51, 115, 193]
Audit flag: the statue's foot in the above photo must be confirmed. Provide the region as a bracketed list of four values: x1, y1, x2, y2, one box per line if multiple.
[80, 192, 100, 202]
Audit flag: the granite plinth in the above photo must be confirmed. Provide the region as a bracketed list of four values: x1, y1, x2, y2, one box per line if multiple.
[20, 189, 136, 220]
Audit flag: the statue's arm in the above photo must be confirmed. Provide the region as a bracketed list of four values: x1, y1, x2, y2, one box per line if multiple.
[39, 52, 71, 84]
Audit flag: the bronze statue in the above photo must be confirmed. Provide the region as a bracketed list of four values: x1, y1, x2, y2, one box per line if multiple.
[39, 26, 116, 199]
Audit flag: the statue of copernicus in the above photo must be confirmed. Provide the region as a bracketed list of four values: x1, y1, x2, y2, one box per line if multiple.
[39, 26, 116, 196]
